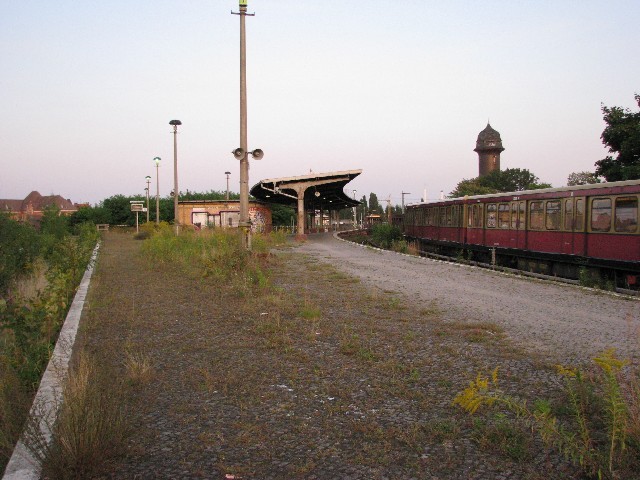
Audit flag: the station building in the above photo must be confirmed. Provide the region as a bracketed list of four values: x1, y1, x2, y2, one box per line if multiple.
[176, 199, 272, 233]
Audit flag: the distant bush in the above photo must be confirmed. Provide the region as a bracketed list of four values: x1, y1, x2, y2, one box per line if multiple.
[370, 224, 403, 249]
[0, 214, 40, 297]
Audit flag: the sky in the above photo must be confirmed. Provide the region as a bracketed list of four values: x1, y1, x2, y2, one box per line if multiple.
[1, 1, 639, 207]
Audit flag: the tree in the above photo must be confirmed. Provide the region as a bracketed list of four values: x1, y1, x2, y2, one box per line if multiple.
[449, 178, 497, 197]
[567, 171, 601, 186]
[449, 168, 551, 197]
[40, 205, 69, 239]
[270, 203, 295, 226]
[594, 94, 640, 181]
[69, 206, 112, 228]
[368, 193, 381, 214]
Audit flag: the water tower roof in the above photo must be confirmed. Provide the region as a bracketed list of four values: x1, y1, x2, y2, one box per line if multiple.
[474, 123, 505, 152]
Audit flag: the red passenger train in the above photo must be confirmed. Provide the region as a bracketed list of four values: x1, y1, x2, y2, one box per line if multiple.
[402, 179, 640, 288]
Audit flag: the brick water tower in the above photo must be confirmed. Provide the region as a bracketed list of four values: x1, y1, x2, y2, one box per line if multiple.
[474, 123, 505, 177]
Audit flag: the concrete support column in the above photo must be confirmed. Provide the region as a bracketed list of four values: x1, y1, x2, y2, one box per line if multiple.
[296, 187, 306, 239]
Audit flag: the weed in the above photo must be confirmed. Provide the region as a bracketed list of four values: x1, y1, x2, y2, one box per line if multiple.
[471, 413, 533, 462]
[0, 360, 30, 462]
[123, 351, 153, 384]
[454, 349, 640, 479]
[300, 304, 321, 321]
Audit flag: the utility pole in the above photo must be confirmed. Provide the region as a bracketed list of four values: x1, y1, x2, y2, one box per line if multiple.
[232, 0, 262, 248]
[401, 191, 411, 213]
[385, 195, 392, 224]
[170, 120, 182, 235]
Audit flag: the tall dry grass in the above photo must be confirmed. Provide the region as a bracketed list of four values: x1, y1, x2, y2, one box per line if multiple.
[24, 353, 131, 480]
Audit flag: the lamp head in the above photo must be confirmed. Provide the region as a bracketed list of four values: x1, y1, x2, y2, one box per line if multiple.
[154, 157, 161, 166]
[169, 120, 182, 126]
[225, 171, 231, 176]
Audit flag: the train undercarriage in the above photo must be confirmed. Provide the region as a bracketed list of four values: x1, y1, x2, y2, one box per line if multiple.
[405, 235, 640, 293]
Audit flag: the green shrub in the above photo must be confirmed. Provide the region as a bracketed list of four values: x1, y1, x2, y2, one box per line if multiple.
[371, 224, 402, 249]
[0, 214, 40, 296]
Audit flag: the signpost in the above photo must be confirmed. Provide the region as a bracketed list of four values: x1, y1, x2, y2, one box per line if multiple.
[130, 201, 145, 233]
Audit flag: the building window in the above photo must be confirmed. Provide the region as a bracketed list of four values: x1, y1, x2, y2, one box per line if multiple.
[545, 200, 561, 230]
[615, 196, 638, 233]
[529, 201, 544, 230]
[591, 198, 612, 232]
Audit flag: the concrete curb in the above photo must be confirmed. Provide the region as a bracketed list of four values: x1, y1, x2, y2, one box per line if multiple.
[2, 242, 101, 480]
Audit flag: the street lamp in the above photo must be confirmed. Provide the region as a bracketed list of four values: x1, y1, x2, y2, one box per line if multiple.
[352, 189, 357, 229]
[145, 176, 151, 223]
[225, 171, 231, 200]
[170, 119, 182, 235]
[154, 157, 161, 224]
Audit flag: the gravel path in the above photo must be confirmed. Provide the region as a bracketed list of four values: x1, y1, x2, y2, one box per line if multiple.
[297, 233, 640, 365]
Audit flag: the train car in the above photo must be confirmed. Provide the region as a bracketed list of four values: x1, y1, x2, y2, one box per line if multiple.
[403, 179, 640, 288]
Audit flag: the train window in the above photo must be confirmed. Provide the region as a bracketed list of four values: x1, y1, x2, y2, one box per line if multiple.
[591, 198, 612, 232]
[529, 201, 544, 230]
[473, 205, 484, 228]
[468, 205, 474, 227]
[510, 203, 518, 229]
[446, 206, 452, 226]
[545, 200, 561, 230]
[486, 203, 497, 228]
[439, 207, 446, 226]
[519, 201, 526, 230]
[575, 199, 585, 231]
[615, 197, 638, 233]
[452, 206, 459, 227]
[564, 199, 574, 230]
[498, 204, 510, 228]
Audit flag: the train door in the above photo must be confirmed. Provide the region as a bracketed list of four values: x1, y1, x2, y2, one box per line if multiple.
[574, 197, 586, 256]
[561, 197, 586, 255]
[561, 198, 574, 254]
[509, 201, 526, 249]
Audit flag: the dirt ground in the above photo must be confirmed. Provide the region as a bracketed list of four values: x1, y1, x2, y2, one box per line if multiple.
[75, 231, 632, 479]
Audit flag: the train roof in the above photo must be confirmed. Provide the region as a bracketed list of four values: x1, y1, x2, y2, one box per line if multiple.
[407, 179, 640, 207]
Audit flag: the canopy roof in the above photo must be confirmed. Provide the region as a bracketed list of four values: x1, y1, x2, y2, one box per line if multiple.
[250, 170, 362, 210]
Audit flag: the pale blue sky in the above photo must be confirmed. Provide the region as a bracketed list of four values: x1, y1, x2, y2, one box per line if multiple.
[1, 1, 639, 205]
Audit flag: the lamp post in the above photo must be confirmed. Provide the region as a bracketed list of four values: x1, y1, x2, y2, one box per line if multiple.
[232, 0, 262, 249]
[154, 157, 161, 224]
[352, 189, 357, 229]
[225, 171, 231, 200]
[169, 120, 182, 235]
[145, 176, 151, 223]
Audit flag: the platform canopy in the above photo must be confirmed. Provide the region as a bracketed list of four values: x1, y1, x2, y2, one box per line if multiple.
[250, 170, 362, 210]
